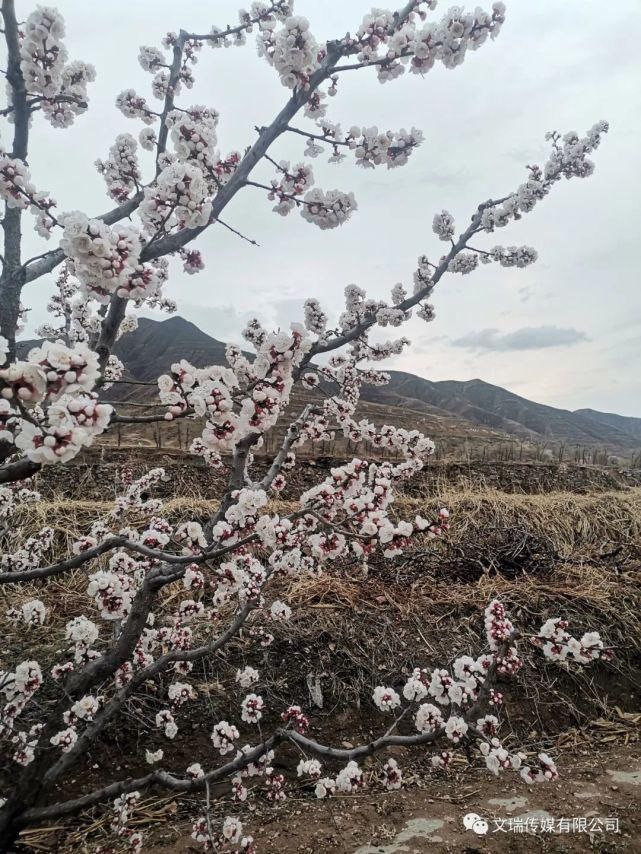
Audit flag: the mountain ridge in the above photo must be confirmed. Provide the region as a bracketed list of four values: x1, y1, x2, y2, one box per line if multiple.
[18, 316, 640, 453]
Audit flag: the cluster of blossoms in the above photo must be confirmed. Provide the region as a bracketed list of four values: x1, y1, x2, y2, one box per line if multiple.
[534, 618, 611, 664]
[168, 681, 197, 707]
[110, 16, 366, 236]
[12, 393, 111, 463]
[10, 722, 43, 766]
[62, 615, 100, 666]
[2, 340, 99, 402]
[479, 121, 609, 233]
[5, 599, 46, 627]
[382, 758, 403, 790]
[298, 760, 364, 799]
[87, 567, 135, 621]
[354, 125, 424, 168]
[191, 815, 254, 853]
[373, 685, 401, 712]
[489, 245, 538, 268]
[59, 211, 142, 303]
[19, 6, 96, 127]
[479, 736, 522, 776]
[140, 161, 213, 234]
[207, 2, 294, 47]
[281, 704, 309, 733]
[0, 660, 43, 736]
[299, 187, 358, 230]
[415, 702, 443, 733]
[114, 89, 156, 124]
[258, 14, 320, 90]
[432, 210, 455, 241]
[0, 483, 40, 523]
[158, 324, 312, 454]
[155, 709, 178, 740]
[236, 666, 260, 688]
[297, 758, 322, 779]
[0, 338, 112, 465]
[0, 152, 58, 238]
[485, 600, 515, 650]
[425, 120, 609, 282]
[303, 122, 424, 169]
[240, 693, 265, 724]
[62, 693, 101, 726]
[108, 791, 143, 854]
[256, 156, 358, 229]
[1, 527, 54, 574]
[95, 133, 141, 202]
[268, 160, 314, 215]
[295, 455, 446, 567]
[112, 468, 166, 518]
[34, 266, 101, 345]
[432, 209, 539, 275]
[356, 600, 609, 789]
[253, 1, 508, 96]
[212, 721, 240, 754]
[519, 753, 559, 784]
[347, 3, 506, 83]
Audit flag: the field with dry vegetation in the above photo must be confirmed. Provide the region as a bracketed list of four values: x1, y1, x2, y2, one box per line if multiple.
[3, 451, 640, 852]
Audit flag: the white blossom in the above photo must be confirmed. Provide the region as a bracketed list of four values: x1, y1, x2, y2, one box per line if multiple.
[372, 685, 401, 712]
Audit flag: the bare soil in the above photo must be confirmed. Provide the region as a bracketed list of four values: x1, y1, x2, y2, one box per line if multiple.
[135, 741, 641, 853]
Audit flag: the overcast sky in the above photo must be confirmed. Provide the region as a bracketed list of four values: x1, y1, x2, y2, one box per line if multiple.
[6, 0, 641, 416]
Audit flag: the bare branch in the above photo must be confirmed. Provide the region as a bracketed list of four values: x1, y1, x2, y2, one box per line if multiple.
[109, 409, 191, 425]
[285, 124, 350, 147]
[20, 736, 280, 825]
[309, 197, 511, 358]
[0, 456, 41, 485]
[0, 0, 30, 354]
[215, 217, 259, 247]
[258, 403, 317, 491]
[154, 33, 187, 174]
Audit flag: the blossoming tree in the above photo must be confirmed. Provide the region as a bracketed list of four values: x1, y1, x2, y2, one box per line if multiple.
[0, 1, 611, 850]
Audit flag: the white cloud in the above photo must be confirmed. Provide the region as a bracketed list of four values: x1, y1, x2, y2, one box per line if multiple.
[452, 326, 589, 352]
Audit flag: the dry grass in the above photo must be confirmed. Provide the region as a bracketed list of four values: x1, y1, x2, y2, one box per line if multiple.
[3, 482, 641, 703]
[399, 486, 641, 555]
[11, 486, 641, 555]
[4, 486, 640, 630]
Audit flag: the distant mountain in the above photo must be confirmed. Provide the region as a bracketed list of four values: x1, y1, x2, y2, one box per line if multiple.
[573, 409, 641, 444]
[364, 373, 641, 450]
[113, 316, 229, 383]
[19, 316, 641, 453]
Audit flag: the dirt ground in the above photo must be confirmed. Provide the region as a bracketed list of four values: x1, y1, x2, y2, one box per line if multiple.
[135, 741, 641, 853]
